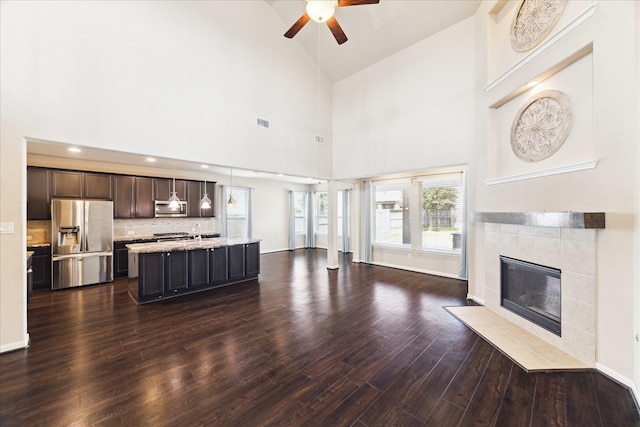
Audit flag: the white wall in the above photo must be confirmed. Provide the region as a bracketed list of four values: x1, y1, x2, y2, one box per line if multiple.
[332, 17, 476, 180]
[0, 0, 332, 352]
[332, 17, 476, 278]
[469, 0, 639, 395]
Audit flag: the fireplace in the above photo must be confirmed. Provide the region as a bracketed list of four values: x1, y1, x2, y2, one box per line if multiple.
[500, 256, 561, 336]
[470, 211, 603, 366]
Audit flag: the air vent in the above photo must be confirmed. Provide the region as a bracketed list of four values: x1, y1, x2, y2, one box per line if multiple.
[256, 117, 270, 129]
[314, 135, 324, 144]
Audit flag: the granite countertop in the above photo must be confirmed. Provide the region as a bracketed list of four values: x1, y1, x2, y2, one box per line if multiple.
[26, 243, 50, 248]
[126, 237, 260, 254]
[113, 233, 220, 242]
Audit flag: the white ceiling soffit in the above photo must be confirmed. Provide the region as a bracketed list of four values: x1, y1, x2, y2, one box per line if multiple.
[269, 0, 481, 82]
[26, 139, 325, 185]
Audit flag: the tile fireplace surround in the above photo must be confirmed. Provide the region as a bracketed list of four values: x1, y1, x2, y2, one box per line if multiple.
[471, 212, 605, 367]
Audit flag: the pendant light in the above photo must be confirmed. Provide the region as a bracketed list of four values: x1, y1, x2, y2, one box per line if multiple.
[200, 171, 211, 209]
[168, 163, 181, 209]
[227, 168, 235, 207]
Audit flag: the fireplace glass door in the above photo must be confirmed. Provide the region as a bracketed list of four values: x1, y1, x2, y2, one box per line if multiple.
[500, 256, 561, 336]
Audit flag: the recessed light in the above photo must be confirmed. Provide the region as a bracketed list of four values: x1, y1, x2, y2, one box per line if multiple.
[67, 147, 81, 153]
[526, 80, 539, 87]
[200, 164, 209, 169]
[145, 157, 156, 162]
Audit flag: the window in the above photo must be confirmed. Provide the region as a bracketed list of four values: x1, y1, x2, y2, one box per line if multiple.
[315, 192, 328, 234]
[419, 173, 463, 252]
[373, 181, 411, 246]
[226, 186, 249, 238]
[293, 192, 306, 234]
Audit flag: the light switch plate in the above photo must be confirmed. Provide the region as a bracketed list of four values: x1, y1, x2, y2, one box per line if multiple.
[0, 222, 15, 234]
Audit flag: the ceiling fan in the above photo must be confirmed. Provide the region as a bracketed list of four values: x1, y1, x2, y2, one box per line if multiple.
[284, 0, 380, 45]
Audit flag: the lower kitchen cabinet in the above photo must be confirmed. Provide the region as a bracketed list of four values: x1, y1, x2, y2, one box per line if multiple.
[188, 249, 209, 288]
[114, 242, 130, 278]
[245, 242, 260, 277]
[29, 246, 51, 291]
[228, 244, 245, 280]
[129, 241, 259, 304]
[166, 251, 188, 293]
[209, 246, 228, 283]
[139, 252, 165, 298]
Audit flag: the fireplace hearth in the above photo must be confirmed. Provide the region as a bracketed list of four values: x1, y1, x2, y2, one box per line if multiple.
[500, 256, 561, 336]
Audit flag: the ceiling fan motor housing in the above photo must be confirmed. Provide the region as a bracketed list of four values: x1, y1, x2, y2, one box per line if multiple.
[306, 0, 338, 23]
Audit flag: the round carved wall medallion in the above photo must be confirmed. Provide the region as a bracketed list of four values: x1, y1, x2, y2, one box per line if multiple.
[510, 90, 572, 162]
[510, 0, 567, 52]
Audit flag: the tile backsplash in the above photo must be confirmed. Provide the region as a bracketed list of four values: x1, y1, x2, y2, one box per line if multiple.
[114, 217, 219, 239]
[27, 218, 219, 245]
[27, 220, 51, 245]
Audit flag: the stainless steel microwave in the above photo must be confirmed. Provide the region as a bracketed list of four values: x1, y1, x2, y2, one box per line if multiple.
[154, 200, 187, 217]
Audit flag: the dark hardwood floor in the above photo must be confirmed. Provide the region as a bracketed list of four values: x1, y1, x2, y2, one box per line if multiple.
[1, 249, 638, 426]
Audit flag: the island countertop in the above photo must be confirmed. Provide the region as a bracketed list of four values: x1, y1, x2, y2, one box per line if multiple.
[126, 237, 261, 254]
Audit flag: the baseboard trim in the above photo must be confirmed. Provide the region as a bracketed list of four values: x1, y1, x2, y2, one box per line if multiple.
[0, 333, 29, 354]
[466, 293, 485, 305]
[369, 261, 463, 280]
[595, 363, 640, 410]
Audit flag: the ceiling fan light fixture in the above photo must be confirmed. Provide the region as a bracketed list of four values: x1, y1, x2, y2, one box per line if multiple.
[306, 0, 337, 23]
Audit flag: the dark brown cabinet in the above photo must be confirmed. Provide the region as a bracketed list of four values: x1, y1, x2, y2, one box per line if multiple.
[113, 175, 135, 218]
[201, 182, 216, 217]
[27, 166, 214, 219]
[134, 177, 154, 218]
[131, 242, 259, 304]
[83, 173, 112, 199]
[186, 181, 203, 218]
[27, 167, 51, 220]
[166, 251, 188, 293]
[188, 249, 209, 288]
[228, 244, 245, 280]
[245, 242, 260, 277]
[50, 170, 83, 198]
[209, 246, 228, 283]
[28, 246, 51, 290]
[154, 178, 186, 201]
[139, 252, 165, 298]
[114, 241, 129, 279]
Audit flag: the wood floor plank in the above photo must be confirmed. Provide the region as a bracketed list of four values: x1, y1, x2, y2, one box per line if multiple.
[531, 372, 567, 427]
[494, 366, 537, 427]
[0, 249, 637, 426]
[458, 350, 513, 426]
[441, 337, 495, 408]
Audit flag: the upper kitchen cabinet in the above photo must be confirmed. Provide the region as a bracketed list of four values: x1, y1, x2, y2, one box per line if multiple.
[50, 170, 83, 198]
[186, 181, 216, 218]
[134, 177, 154, 218]
[83, 173, 112, 199]
[154, 178, 186, 201]
[113, 175, 135, 219]
[186, 181, 203, 218]
[201, 182, 216, 218]
[27, 167, 50, 220]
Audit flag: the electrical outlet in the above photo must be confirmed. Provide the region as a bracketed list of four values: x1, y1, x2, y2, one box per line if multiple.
[127, 231, 134, 235]
[407, 252, 412, 259]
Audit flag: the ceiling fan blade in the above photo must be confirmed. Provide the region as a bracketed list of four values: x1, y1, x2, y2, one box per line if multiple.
[326, 16, 348, 45]
[284, 13, 311, 39]
[337, 0, 380, 6]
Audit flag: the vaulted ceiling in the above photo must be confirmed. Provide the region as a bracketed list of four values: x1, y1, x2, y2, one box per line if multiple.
[267, 0, 481, 82]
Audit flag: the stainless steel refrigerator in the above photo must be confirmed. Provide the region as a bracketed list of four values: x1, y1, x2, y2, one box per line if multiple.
[51, 199, 113, 290]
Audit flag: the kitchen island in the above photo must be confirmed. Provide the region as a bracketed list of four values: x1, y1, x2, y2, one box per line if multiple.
[127, 238, 260, 304]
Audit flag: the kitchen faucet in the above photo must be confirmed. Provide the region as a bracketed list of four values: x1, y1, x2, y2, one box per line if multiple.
[195, 223, 201, 240]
